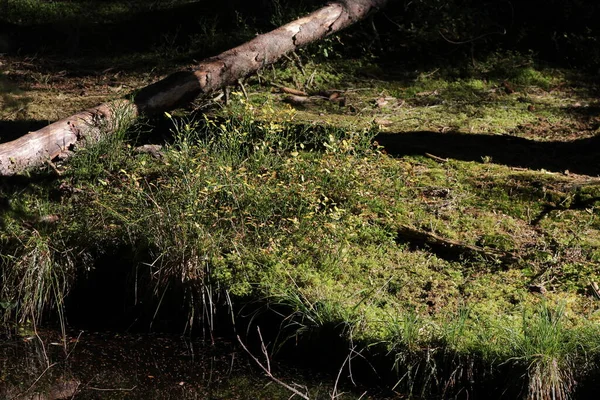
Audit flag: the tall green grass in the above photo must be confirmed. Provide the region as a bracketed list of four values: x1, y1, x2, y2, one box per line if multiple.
[502, 301, 587, 400]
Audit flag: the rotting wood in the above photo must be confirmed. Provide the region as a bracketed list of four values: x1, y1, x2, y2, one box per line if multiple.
[396, 225, 520, 266]
[283, 94, 312, 105]
[270, 82, 308, 96]
[0, 0, 389, 176]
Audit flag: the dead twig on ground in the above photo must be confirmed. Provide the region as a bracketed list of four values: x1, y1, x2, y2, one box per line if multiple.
[237, 327, 310, 400]
[9, 363, 57, 400]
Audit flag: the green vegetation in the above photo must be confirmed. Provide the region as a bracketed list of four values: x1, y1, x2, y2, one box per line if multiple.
[2, 64, 600, 395]
[2, 0, 600, 398]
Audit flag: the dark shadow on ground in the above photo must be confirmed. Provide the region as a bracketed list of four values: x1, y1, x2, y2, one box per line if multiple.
[0, 0, 279, 69]
[565, 105, 600, 121]
[0, 119, 48, 143]
[375, 131, 600, 177]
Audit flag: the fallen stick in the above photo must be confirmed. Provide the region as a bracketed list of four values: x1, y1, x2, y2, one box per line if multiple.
[396, 224, 520, 266]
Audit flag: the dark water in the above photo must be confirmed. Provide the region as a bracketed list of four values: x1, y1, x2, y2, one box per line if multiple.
[0, 330, 377, 400]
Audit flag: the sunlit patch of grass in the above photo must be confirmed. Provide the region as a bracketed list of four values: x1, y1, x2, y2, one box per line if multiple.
[513, 67, 555, 90]
[261, 49, 597, 139]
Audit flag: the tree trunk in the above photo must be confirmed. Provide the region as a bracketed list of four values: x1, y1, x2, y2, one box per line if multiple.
[0, 0, 389, 176]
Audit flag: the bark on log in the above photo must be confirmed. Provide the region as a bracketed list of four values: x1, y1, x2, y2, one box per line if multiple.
[0, 0, 389, 176]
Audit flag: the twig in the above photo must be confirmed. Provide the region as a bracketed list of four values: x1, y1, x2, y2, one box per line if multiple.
[419, 68, 440, 79]
[257, 328, 272, 373]
[591, 282, 600, 300]
[438, 28, 506, 45]
[237, 78, 249, 100]
[69, 381, 82, 400]
[331, 353, 350, 399]
[149, 281, 169, 331]
[291, 51, 306, 76]
[86, 386, 137, 391]
[66, 330, 84, 360]
[343, 88, 374, 92]
[424, 153, 448, 163]
[271, 82, 308, 96]
[306, 70, 316, 88]
[237, 327, 309, 400]
[33, 322, 50, 367]
[46, 159, 62, 176]
[9, 363, 58, 400]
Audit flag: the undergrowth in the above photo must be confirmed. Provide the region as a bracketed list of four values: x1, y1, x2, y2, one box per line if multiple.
[1, 60, 600, 398]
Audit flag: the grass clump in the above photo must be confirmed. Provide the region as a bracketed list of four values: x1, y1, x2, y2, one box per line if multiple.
[499, 301, 595, 400]
[0, 228, 73, 330]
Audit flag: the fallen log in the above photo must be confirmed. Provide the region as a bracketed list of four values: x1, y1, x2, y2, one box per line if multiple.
[396, 225, 520, 267]
[0, 0, 389, 176]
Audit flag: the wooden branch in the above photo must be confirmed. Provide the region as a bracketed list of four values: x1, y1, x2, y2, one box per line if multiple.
[237, 328, 310, 400]
[0, 0, 389, 176]
[396, 225, 520, 266]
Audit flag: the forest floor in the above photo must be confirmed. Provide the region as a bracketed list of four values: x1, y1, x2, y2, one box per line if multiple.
[2, 1, 600, 399]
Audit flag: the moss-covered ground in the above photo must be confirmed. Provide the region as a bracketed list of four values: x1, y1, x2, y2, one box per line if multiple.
[2, 1, 600, 398]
